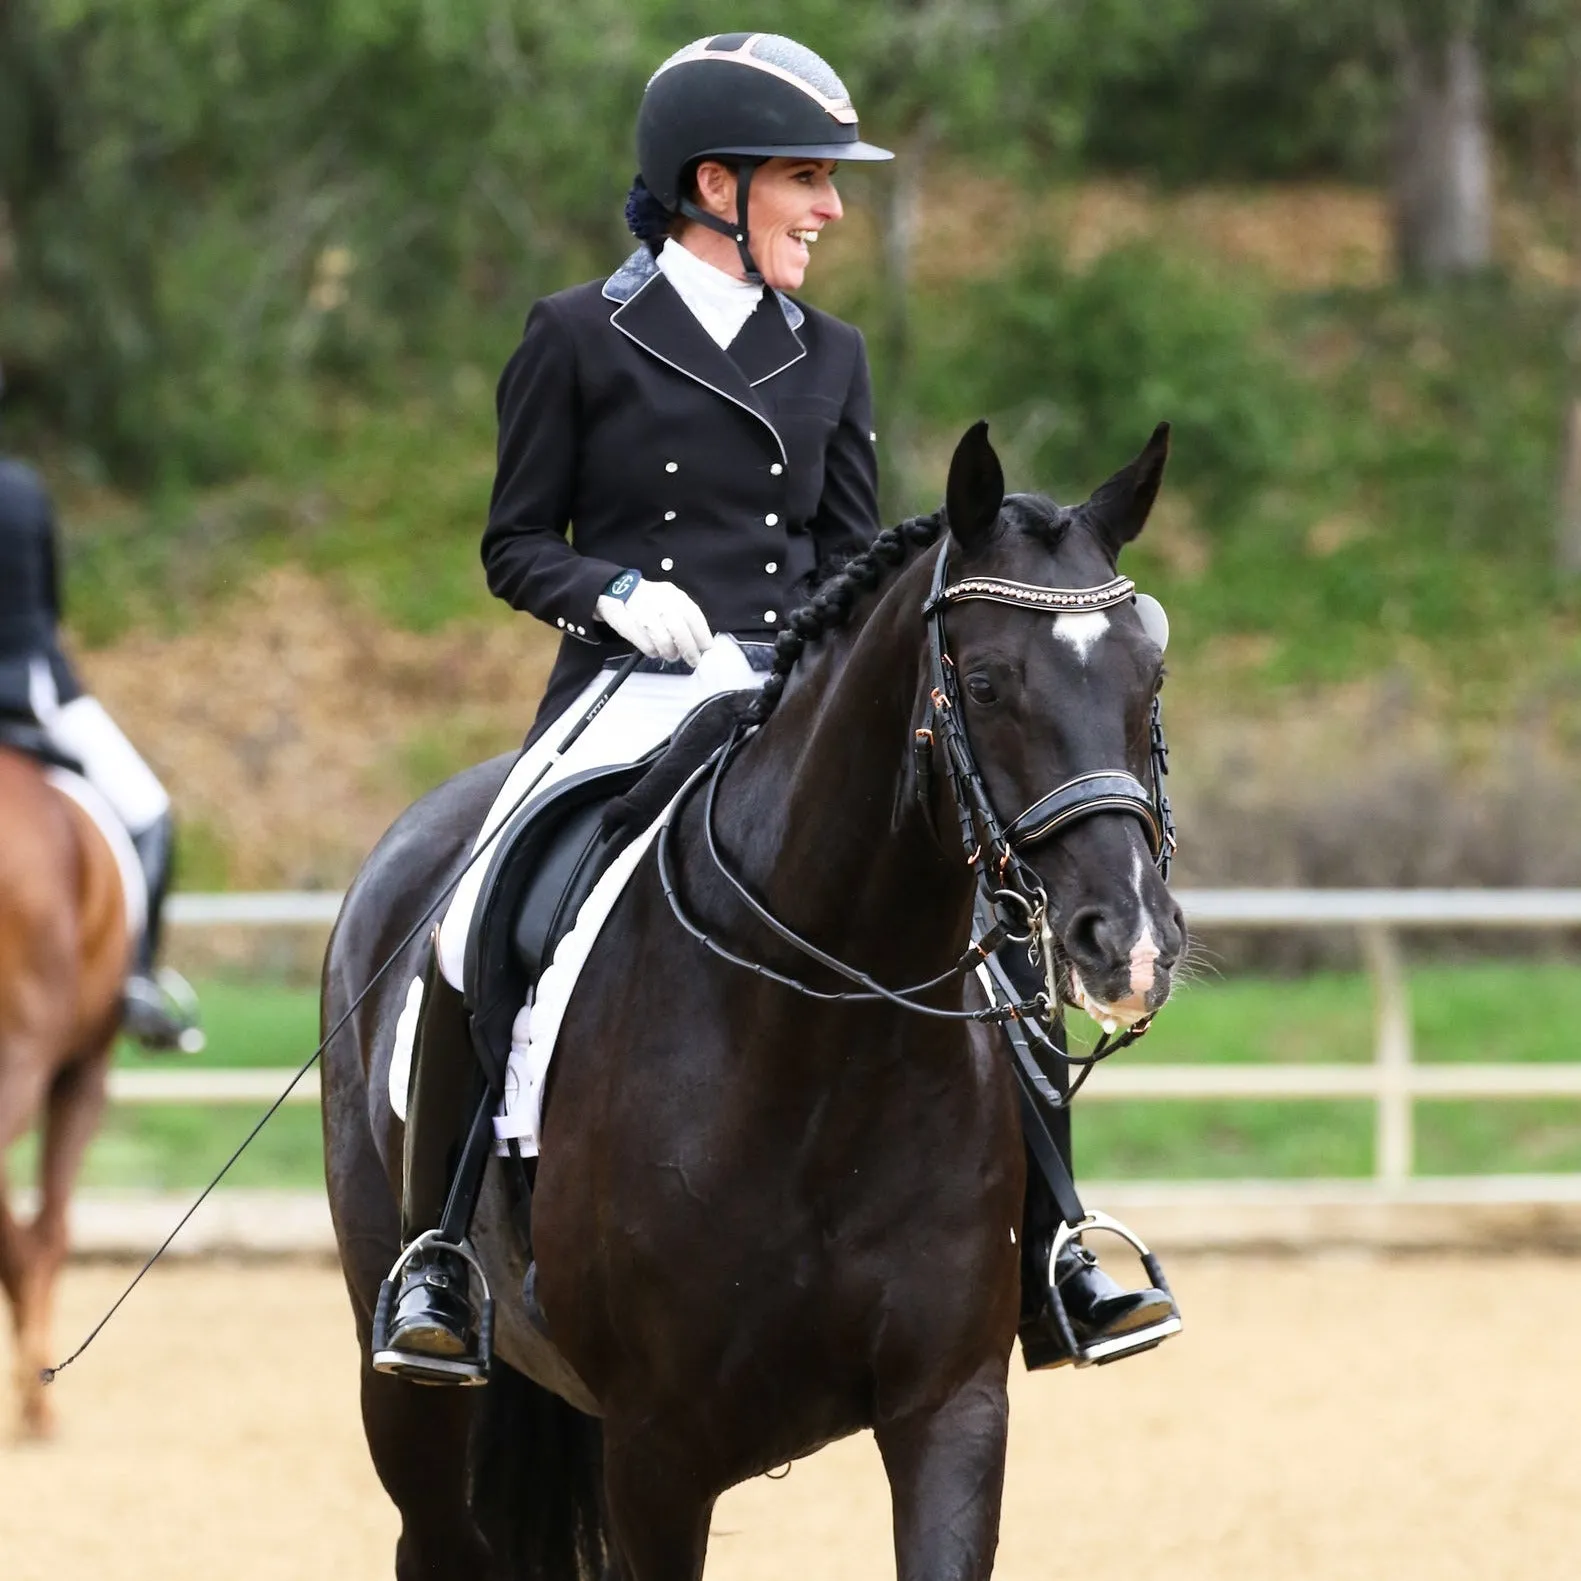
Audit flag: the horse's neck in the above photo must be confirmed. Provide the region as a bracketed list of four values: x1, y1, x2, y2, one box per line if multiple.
[715, 569, 974, 986]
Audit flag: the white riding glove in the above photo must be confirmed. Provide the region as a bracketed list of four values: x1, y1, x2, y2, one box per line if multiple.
[595, 577, 715, 668]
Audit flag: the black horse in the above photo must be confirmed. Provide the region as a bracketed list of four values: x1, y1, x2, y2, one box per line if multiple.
[321, 422, 1185, 1580]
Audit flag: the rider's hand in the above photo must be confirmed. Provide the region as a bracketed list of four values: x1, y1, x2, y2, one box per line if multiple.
[595, 577, 714, 668]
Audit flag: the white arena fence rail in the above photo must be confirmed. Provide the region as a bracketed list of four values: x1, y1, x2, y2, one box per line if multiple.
[131, 888, 1581, 1188]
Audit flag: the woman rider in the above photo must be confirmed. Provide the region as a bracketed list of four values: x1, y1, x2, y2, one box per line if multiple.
[0, 368, 203, 1054]
[381, 31, 1175, 1384]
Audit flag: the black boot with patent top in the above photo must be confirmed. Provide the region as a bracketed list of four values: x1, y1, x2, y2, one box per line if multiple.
[372, 936, 494, 1385]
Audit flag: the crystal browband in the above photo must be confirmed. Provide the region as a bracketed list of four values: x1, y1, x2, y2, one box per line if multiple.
[926, 574, 1136, 614]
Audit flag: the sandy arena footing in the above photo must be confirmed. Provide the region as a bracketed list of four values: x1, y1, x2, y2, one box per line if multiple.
[2, 1255, 1578, 1580]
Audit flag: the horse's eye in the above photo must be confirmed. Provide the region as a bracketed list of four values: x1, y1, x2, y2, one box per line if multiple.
[965, 674, 998, 706]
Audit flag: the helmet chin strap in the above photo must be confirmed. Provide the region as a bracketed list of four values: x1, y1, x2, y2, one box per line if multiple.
[678, 159, 764, 285]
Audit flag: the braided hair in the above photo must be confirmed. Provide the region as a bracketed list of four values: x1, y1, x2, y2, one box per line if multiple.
[749, 513, 945, 726]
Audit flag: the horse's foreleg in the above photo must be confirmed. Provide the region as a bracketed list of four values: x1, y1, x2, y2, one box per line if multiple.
[357, 1360, 495, 1581]
[874, 1364, 1011, 1581]
[17, 1050, 110, 1437]
[603, 1426, 716, 1581]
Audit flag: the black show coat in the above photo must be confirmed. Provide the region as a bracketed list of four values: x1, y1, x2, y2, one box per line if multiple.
[481, 247, 879, 732]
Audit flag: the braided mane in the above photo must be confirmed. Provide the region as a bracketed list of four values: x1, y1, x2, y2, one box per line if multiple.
[749, 511, 945, 726]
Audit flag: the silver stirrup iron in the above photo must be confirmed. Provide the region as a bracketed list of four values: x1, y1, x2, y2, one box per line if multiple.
[371, 1230, 495, 1386]
[1048, 1210, 1182, 1367]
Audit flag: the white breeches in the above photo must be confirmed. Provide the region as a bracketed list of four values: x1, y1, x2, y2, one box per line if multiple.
[29, 659, 171, 834]
[435, 638, 766, 991]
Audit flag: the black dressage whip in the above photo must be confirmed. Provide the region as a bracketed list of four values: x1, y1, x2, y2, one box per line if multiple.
[42, 653, 643, 1386]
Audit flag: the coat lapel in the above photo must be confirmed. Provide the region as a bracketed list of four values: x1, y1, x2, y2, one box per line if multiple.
[605, 256, 797, 461]
[727, 294, 808, 389]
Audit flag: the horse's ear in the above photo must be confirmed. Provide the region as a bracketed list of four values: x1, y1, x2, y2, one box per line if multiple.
[1081, 422, 1170, 555]
[945, 420, 1005, 552]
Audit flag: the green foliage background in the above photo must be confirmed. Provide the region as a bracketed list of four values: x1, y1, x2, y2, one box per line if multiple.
[3, 0, 1581, 702]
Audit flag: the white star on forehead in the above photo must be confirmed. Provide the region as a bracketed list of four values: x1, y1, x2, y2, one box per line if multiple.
[1052, 610, 1109, 661]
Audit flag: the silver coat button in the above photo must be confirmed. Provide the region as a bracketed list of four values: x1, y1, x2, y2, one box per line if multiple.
[665, 461, 678, 473]
[765, 513, 779, 526]
[770, 463, 783, 475]
[664, 510, 677, 521]
[765, 561, 778, 574]
[764, 610, 777, 624]
[660, 557, 674, 571]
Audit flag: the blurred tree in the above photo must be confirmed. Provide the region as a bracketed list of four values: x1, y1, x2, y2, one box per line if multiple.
[1384, 0, 1493, 283]
[1502, 0, 1581, 573]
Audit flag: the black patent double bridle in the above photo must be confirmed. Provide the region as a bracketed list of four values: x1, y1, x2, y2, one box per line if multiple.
[656, 543, 1176, 1064]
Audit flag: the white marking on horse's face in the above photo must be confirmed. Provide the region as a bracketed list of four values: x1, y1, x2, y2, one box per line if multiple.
[1067, 850, 1169, 1027]
[1052, 610, 1109, 662]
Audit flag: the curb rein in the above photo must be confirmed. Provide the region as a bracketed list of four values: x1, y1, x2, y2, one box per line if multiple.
[657, 544, 1176, 1074]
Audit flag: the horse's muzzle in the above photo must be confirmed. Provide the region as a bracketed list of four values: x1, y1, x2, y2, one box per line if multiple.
[1062, 901, 1183, 1027]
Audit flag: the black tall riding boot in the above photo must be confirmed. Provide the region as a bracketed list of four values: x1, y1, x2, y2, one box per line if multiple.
[998, 941, 1178, 1370]
[372, 937, 493, 1385]
[121, 812, 205, 1053]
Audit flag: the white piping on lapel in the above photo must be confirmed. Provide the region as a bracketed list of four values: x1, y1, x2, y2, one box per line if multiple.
[607, 268, 790, 465]
[746, 328, 807, 389]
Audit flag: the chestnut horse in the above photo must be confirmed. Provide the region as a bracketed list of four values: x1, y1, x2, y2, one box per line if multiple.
[0, 745, 128, 1436]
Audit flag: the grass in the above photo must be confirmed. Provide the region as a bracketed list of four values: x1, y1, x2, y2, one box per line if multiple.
[4, 963, 1579, 1192]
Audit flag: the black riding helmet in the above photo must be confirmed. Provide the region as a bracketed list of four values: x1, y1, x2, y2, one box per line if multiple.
[635, 33, 893, 283]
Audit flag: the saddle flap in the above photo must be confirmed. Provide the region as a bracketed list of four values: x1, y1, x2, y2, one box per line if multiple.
[464, 752, 661, 1085]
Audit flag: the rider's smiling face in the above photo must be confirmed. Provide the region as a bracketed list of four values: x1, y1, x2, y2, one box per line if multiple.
[687, 157, 844, 292]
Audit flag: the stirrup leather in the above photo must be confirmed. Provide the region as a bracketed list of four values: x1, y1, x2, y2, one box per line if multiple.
[372, 1231, 495, 1386]
[1046, 1210, 1182, 1367]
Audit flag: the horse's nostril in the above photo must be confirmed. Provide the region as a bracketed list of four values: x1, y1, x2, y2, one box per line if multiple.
[1160, 904, 1187, 966]
[1063, 907, 1115, 968]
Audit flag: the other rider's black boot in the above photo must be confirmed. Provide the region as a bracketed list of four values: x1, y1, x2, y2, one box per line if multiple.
[122, 812, 206, 1054]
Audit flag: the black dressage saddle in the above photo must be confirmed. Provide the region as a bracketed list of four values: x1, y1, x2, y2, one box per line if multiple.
[460, 746, 666, 1084]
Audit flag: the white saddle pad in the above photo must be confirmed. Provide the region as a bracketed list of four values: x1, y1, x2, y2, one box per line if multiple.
[45, 768, 148, 940]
